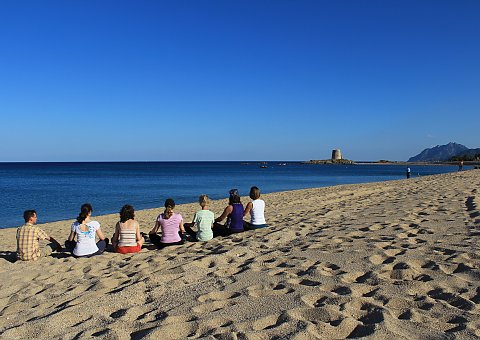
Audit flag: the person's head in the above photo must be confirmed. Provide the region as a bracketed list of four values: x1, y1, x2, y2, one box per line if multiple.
[77, 203, 93, 223]
[119, 204, 135, 223]
[164, 198, 175, 219]
[23, 210, 37, 224]
[199, 194, 209, 208]
[231, 194, 241, 204]
[249, 186, 261, 200]
[228, 188, 238, 205]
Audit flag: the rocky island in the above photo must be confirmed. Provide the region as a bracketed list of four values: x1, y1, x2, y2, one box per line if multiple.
[304, 149, 356, 164]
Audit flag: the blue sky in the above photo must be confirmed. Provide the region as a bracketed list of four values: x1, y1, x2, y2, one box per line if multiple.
[1, 0, 479, 161]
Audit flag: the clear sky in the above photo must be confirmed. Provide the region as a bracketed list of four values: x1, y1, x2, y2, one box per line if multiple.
[1, 0, 479, 161]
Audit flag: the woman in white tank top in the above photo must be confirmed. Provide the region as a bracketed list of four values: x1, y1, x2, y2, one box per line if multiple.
[243, 186, 268, 230]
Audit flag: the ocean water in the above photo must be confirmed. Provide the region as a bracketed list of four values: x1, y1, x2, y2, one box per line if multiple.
[0, 161, 462, 228]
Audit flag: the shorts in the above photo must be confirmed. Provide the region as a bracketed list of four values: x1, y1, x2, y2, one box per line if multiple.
[115, 243, 142, 254]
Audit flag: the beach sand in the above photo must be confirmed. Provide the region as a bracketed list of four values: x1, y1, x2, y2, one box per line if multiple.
[0, 170, 479, 339]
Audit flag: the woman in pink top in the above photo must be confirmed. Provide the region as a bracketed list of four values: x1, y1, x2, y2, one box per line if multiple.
[148, 198, 186, 248]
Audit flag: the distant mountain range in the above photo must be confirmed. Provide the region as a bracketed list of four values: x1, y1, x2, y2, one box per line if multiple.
[408, 142, 478, 162]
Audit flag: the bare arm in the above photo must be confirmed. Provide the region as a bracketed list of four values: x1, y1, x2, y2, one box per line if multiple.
[243, 202, 253, 217]
[67, 230, 76, 242]
[215, 205, 233, 223]
[149, 220, 160, 234]
[112, 222, 120, 246]
[179, 220, 185, 234]
[96, 228, 106, 241]
[48, 236, 62, 251]
[135, 222, 142, 242]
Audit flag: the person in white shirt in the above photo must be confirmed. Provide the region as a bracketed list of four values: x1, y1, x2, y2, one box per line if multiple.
[243, 186, 268, 230]
[66, 203, 109, 257]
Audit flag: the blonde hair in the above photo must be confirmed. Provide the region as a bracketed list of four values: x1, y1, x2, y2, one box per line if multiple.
[199, 194, 209, 208]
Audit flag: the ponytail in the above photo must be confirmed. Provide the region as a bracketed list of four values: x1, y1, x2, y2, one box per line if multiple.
[164, 206, 174, 219]
[163, 198, 175, 219]
[199, 194, 209, 208]
[77, 203, 92, 223]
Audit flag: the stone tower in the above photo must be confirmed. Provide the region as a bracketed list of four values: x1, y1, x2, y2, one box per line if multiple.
[332, 149, 342, 160]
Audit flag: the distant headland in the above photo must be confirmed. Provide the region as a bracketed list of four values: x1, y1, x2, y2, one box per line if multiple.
[304, 144, 480, 167]
[408, 142, 480, 162]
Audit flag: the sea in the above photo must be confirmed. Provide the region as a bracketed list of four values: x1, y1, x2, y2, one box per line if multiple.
[0, 161, 464, 229]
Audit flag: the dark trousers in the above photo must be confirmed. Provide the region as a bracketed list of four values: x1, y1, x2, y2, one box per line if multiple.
[213, 223, 244, 237]
[184, 224, 197, 239]
[149, 233, 184, 248]
[243, 222, 268, 230]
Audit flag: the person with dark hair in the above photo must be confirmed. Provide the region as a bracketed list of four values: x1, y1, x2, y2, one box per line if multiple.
[243, 186, 268, 230]
[66, 203, 109, 257]
[112, 204, 144, 254]
[148, 198, 186, 248]
[16, 210, 62, 261]
[213, 189, 245, 236]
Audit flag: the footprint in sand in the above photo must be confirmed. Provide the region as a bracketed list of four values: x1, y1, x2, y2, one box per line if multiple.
[300, 293, 329, 308]
[110, 308, 128, 319]
[340, 271, 380, 285]
[386, 262, 419, 281]
[197, 291, 241, 303]
[192, 300, 236, 314]
[293, 278, 322, 287]
[287, 306, 344, 325]
[359, 224, 385, 232]
[246, 283, 294, 297]
[130, 321, 198, 340]
[252, 312, 290, 331]
[347, 301, 386, 322]
[368, 254, 395, 265]
[331, 286, 352, 296]
[427, 288, 475, 311]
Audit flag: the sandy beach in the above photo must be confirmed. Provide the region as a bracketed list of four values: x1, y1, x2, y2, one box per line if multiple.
[0, 170, 479, 339]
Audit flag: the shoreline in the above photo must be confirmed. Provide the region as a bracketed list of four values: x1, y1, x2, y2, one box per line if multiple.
[0, 164, 463, 230]
[0, 172, 450, 231]
[1, 170, 479, 339]
[1, 171, 477, 252]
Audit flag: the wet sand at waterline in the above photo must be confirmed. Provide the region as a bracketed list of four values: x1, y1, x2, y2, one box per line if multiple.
[1, 170, 479, 339]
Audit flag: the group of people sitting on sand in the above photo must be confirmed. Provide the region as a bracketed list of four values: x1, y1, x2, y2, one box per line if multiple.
[16, 186, 268, 261]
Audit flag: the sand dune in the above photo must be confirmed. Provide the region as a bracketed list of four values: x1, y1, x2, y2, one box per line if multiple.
[1, 170, 479, 339]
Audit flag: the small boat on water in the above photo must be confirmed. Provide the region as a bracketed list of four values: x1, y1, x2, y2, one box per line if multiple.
[260, 165, 268, 169]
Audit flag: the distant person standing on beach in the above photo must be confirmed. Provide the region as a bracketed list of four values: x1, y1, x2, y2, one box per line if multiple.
[149, 198, 186, 247]
[66, 203, 109, 257]
[184, 195, 215, 241]
[16, 210, 62, 261]
[112, 204, 144, 254]
[459, 160, 464, 171]
[406, 167, 411, 179]
[244, 186, 268, 230]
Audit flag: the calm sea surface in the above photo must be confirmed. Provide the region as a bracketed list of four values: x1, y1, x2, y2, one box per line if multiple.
[0, 162, 463, 228]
